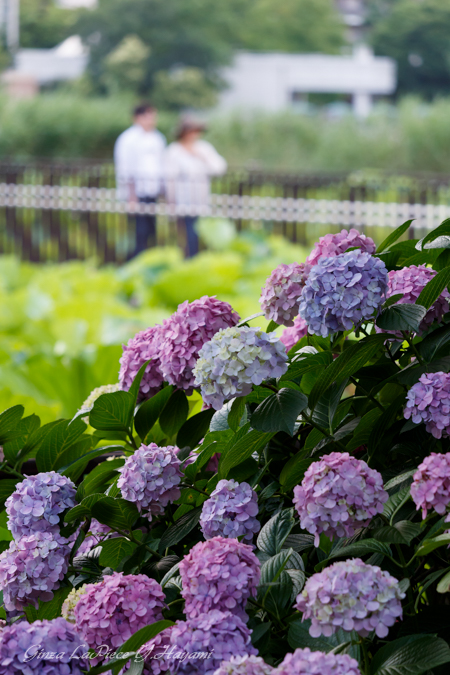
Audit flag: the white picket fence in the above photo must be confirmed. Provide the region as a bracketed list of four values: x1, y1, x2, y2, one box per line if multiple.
[0, 183, 449, 230]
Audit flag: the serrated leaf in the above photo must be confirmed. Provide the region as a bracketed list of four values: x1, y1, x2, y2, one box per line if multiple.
[372, 635, 450, 675]
[283, 534, 315, 552]
[134, 386, 173, 441]
[127, 360, 151, 404]
[417, 219, 450, 250]
[219, 429, 273, 478]
[0, 405, 24, 444]
[89, 391, 135, 432]
[259, 549, 294, 585]
[377, 220, 414, 253]
[35, 417, 87, 472]
[374, 521, 421, 545]
[158, 506, 202, 552]
[376, 304, 427, 333]
[251, 388, 308, 436]
[416, 266, 450, 310]
[280, 454, 312, 491]
[176, 408, 215, 449]
[419, 323, 450, 363]
[65, 493, 109, 523]
[228, 397, 247, 432]
[312, 380, 348, 434]
[327, 539, 392, 561]
[257, 508, 295, 556]
[383, 486, 411, 523]
[159, 390, 189, 437]
[280, 351, 333, 382]
[2, 414, 40, 464]
[92, 497, 139, 532]
[308, 335, 387, 410]
[76, 458, 125, 500]
[99, 538, 136, 568]
[346, 408, 382, 451]
[415, 533, 450, 557]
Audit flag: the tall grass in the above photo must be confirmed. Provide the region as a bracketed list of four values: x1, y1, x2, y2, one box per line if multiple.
[2, 93, 450, 173]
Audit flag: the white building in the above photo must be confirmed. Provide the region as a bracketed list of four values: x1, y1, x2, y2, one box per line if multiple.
[219, 46, 396, 117]
[14, 35, 88, 85]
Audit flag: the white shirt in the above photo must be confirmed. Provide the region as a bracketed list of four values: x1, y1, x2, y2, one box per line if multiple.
[164, 140, 227, 208]
[114, 125, 166, 200]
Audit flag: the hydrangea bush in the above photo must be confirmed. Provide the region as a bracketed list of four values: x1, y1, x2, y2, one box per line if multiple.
[1, 222, 450, 675]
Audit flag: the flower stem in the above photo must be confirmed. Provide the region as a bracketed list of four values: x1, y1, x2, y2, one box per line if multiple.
[401, 331, 425, 366]
[349, 377, 385, 412]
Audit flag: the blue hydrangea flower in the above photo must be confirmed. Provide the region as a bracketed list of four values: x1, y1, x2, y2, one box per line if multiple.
[193, 326, 288, 410]
[6, 471, 77, 539]
[299, 250, 388, 337]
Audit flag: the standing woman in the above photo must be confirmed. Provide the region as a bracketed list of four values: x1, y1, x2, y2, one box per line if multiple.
[164, 118, 227, 257]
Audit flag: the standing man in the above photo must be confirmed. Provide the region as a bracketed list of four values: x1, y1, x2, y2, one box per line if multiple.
[114, 102, 166, 257]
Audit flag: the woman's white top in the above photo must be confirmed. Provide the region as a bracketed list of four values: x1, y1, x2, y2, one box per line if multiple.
[164, 140, 227, 210]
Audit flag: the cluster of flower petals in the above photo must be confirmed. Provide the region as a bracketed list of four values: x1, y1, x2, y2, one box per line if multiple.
[411, 452, 450, 521]
[0, 532, 70, 611]
[0, 618, 88, 675]
[213, 655, 274, 675]
[275, 648, 361, 675]
[280, 315, 308, 351]
[200, 479, 260, 541]
[74, 572, 166, 664]
[259, 262, 310, 327]
[299, 250, 388, 337]
[295, 558, 405, 638]
[6, 471, 76, 539]
[169, 610, 257, 674]
[306, 228, 376, 267]
[378, 265, 449, 338]
[158, 296, 240, 392]
[119, 325, 166, 401]
[61, 584, 89, 624]
[118, 443, 183, 520]
[404, 372, 450, 439]
[193, 326, 288, 410]
[179, 536, 260, 619]
[139, 626, 174, 675]
[293, 452, 388, 546]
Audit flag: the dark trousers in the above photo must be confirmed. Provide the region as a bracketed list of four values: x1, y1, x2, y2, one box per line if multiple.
[131, 196, 157, 258]
[178, 215, 199, 258]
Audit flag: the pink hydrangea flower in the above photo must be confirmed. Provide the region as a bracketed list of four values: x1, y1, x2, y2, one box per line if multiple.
[119, 325, 165, 401]
[214, 655, 274, 675]
[276, 648, 361, 675]
[74, 572, 166, 664]
[378, 265, 449, 338]
[306, 229, 376, 267]
[411, 452, 450, 522]
[0, 532, 70, 611]
[404, 372, 450, 439]
[179, 536, 260, 619]
[295, 558, 405, 638]
[169, 610, 257, 675]
[200, 479, 260, 541]
[280, 315, 308, 351]
[138, 627, 174, 675]
[159, 296, 240, 393]
[118, 443, 183, 520]
[259, 262, 310, 327]
[293, 452, 388, 546]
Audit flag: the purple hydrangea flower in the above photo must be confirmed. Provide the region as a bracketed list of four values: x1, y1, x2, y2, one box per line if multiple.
[259, 263, 310, 327]
[193, 326, 288, 410]
[214, 655, 274, 675]
[404, 372, 450, 439]
[74, 572, 166, 663]
[179, 536, 260, 619]
[0, 532, 70, 611]
[5, 471, 77, 539]
[306, 229, 376, 267]
[169, 610, 257, 675]
[159, 296, 240, 393]
[378, 265, 449, 338]
[293, 452, 388, 546]
[138, 627, 174, 675]
[119, 325, 165, 402]
[295, 558, 405, 638]
[118, 443, 182, 521]
[0, 618, 88, 675]
[276, 648, 361, 675]
[299, 250, 388, 338]
[200, 479, 260, 541]
[280, 315, 308, 351]
[411, 452, 450, 522]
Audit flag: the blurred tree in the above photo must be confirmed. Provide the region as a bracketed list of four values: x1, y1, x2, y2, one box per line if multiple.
[370, 0, 450, 98]
[20, 0, 79, 49]
[103, 35, 150, 93]
[152, 68, 218, 110]
[76, 0, 345, 96]
[237, 0, 344, 53]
